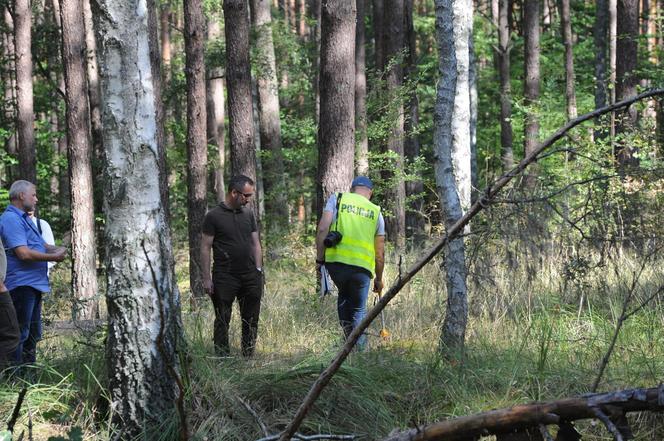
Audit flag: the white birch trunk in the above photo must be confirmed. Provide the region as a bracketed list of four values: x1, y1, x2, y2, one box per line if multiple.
[434, 0, 472, 353]
[93, 1, 182, 435]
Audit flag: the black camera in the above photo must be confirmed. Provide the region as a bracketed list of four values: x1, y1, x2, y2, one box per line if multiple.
[324, 231, 343, 248]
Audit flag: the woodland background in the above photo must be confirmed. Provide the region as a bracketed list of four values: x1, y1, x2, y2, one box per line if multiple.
[0, 0, 663, 439]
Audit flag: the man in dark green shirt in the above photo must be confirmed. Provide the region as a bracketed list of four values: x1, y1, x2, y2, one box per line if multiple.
[201, 175, 263, 357]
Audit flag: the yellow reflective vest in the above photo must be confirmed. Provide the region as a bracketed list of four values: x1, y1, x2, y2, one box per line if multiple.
[325, 192, 380, 277]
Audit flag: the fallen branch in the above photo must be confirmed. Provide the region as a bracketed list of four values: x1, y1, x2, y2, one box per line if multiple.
[237, 396, 269, 438]
[257, 434, 360, 441]
[6, 387, 27, 433]
[274, 89, 664, 441]
[380, 386, 663, 441]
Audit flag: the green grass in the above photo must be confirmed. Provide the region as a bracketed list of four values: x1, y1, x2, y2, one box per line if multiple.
[1, 242, 663, 440]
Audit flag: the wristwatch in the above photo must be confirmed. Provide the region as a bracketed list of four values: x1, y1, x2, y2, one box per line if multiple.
[256, 267, 263, 273]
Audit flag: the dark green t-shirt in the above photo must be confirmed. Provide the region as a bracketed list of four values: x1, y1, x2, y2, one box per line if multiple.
[202, 202, 257, 274]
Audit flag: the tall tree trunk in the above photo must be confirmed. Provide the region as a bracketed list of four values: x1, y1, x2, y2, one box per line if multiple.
[14, 0, 36, 183]
[59, 0, 99, 321]
[609, 0, 617, 143]
[373, 0, 385, 72]
[316, 0, 355, 219]
[297, 0, 306, 36]
[147, 0, 171, 221]
[82, 0, 103, 196]
[615, 0, 639, 164]
[594, 0, 609, 141]
[159, 4, 176, 154]
[404, 0, 425, 240]
[184, 0, 208, 301]
[434, 0, 471, 355]
[498, 0, 514, 170]
[558, 0, 577, 120]
[291, 0, 297, 29]
[92, 0, 182, 436]
[355, 0, 369, 175]
[2, 8, 17, 180]
[250, 0, 288, 230]
[206, 17, 226, 202]
[594, 0, 609, 110]
[311, 0, 322, 122]
[225, 0, 258, 181]
[469, 34, 478, 203]
[160, 4, 171, 83]
[384, 0, 406, 249]
[47, 0, 68, 210]
[523, 0, 540, 184]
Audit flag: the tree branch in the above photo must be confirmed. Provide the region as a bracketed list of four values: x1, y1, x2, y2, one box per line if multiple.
[381, 386, 662, 441]
[274, 89, 664, 441]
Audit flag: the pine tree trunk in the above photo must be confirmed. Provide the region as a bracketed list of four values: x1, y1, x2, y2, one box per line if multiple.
[384, 0, 406, 249]
[594, 0, 609, 141]
[92, 0, 183, 436]
[434, 0, 471, 355]
[225, 0, 258, 181]
[47, 0, 68, 211]
[355, 0, 369, 176]
[82, 0, 103, 205]
[60, 0, 99, 321]
[594, 0, 609, 110]
[498, 0, 514, 170]
[316, 0, 356, 218]
[558, 0, 577, 119]
[404, 0, 425, 241]
[523, 0, 540, 184]
[250, 0, 288, 230]
[297, 0, 306, 37]
[2, 8, 17, 181]
[206, 17, 226, 202]
[14, 0, 36, 183]
[313, 0, 322, 121]
[147, 0, 171, 221]
[160, 4, 172, 82]
[184, 0, 208, 301]
[373, 0, 385, 72]
[614, 0, 639, 166]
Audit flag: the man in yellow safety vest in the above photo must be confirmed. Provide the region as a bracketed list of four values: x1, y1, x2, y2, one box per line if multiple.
[315, 176, 385, 349]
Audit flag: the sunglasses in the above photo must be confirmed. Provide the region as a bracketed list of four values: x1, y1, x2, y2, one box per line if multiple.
[233, 189, 254, 199]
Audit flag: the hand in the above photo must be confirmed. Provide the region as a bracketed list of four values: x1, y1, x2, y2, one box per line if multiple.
[373, 278, 383, 294]
[51, 247, 67, 262]
[203, 279, 213, 297]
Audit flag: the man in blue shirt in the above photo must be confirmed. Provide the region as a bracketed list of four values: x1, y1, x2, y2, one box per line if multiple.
[0, 180, 66, 364]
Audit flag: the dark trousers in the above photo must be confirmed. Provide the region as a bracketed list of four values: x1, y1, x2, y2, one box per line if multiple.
[326, 262, 371, 349]
[0, 291, 20, 369]
[10, 286, 42, 364]
[211, 270, 262, 356]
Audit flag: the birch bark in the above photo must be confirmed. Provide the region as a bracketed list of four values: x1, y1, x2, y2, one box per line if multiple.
[434, 0, 472, 353]
[93, 0, 182, 434]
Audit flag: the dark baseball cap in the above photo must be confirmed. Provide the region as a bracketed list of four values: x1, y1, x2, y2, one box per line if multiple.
[351, 176, 373, 189]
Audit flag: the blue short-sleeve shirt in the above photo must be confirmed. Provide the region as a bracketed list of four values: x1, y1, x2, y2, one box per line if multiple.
[0, 205, 49, 292]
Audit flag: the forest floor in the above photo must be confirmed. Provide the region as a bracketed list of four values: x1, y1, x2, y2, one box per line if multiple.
[1, 236, 663, 440]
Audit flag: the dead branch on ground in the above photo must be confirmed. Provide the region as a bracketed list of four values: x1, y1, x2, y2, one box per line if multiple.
[381, 386, 663, 441]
